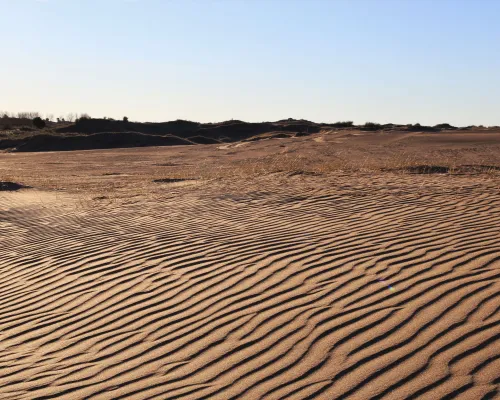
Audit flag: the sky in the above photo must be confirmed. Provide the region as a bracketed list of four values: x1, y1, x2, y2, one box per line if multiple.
[1, 0, 499, 125]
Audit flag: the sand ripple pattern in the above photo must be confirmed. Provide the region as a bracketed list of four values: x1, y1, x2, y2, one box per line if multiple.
[1, 176, 500, 399]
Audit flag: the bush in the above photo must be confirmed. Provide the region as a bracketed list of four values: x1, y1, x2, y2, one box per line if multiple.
[32, 117, 46, 129]
[434, 123, 456, 130]
[76, 114, 91, 123]
[362, 122, 382, 131]
[331, 121, 353, 128]
[123, 116, 128, 122]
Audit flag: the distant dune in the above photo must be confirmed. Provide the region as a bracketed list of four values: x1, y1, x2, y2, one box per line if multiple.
[1, 117, 495, 152]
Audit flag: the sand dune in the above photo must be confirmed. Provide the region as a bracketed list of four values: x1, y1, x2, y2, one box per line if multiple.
[1, 133, 500, 399]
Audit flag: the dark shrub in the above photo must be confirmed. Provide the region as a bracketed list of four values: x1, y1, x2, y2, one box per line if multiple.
[362, 122, 382, 131]
[33, 117, 46, 129]
[331, 121, 353, 128]
[434, 123, 457, 130]
[123, 116, 128, 122]
[406, 123, 437, 132]
[76, 114, 91, 123]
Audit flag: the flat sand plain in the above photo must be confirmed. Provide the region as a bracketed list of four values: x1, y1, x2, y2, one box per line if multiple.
[1, 129, 500, 399]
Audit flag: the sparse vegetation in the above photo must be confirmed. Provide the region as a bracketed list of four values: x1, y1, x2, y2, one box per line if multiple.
[17, 112, 40, 119]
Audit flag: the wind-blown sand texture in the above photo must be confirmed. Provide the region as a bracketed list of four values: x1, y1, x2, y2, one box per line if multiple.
[1, 129, 500, 399]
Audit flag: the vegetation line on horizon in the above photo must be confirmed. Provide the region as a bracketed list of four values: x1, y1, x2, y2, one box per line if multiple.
[1, 111, 492, 130]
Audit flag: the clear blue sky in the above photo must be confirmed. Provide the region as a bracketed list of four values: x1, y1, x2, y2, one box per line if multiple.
[2, 0, 499, 125]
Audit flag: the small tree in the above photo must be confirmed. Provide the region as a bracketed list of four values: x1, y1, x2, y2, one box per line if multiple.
[33, 117, 46, 129]
[123, 116, 128, 122]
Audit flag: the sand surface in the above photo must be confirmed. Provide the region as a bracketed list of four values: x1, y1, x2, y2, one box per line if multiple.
[1, 129, 500, 399]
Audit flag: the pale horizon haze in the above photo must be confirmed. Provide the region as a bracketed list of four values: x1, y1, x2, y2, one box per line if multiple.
[2, 0, 499, 125]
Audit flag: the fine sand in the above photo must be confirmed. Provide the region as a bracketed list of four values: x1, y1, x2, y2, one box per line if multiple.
[1, 129, 500, 399]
